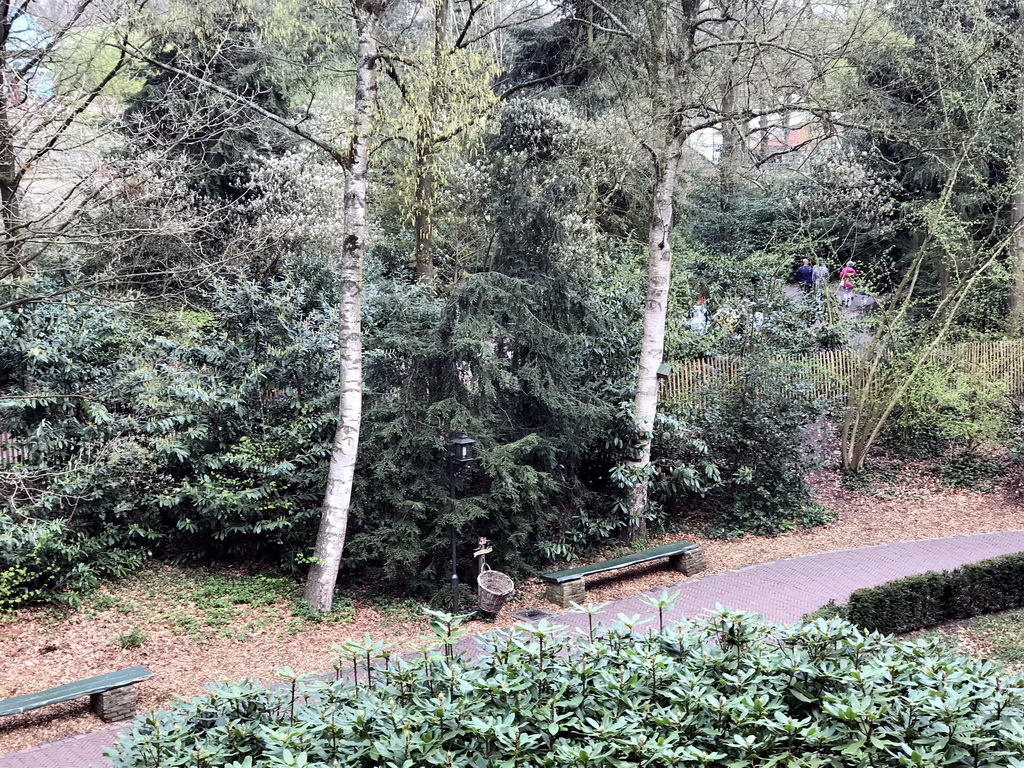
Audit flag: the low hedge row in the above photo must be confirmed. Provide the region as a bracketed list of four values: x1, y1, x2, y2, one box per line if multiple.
[844, 551, 1024, 634]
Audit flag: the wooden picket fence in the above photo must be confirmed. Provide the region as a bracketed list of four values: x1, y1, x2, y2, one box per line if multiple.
[661, 339, 1024, 404]
[0, 432, 17, 466]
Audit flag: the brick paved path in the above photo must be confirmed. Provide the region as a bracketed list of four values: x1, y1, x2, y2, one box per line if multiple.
[4, 529, 1024, 768]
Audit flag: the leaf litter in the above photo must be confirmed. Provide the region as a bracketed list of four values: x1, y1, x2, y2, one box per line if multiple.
[2, 459, 1022, 754]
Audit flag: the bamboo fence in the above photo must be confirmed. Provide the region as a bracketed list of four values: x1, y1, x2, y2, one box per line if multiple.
[662, 339, 1024, 405]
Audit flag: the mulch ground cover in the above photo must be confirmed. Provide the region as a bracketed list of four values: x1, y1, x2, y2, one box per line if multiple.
[2, 454, 1023, 754]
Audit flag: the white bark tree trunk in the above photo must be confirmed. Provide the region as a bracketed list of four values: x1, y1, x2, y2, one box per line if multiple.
[304, 1, 384, 613]
[622, 0, 696, 542]
[1009, 6, 1024, 333]
[627, 140, 682, 541]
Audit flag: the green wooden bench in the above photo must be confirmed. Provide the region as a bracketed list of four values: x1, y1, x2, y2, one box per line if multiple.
[0, 665, 152, 722]
[541, 540, 706, 607]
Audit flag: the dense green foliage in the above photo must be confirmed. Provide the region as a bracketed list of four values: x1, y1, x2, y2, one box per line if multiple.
[882, 362, 1009, 458]
[850, 0, 1019, 307]
[5, 0, 1024, 605]
[677, 354, 821, 536]
[107, 609, 1024, 768]
[816, 552, 1024, 635]
[0, 275, 337, 600]
[0, 513, 144, 611]
[878, 358, 1010, 489]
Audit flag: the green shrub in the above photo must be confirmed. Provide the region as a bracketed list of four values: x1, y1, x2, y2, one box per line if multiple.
[881, 362, 1008, 458]
[952, 556, 1024, 617]
[116, 627, 148, 650]
[0, 513, 143, 611]
[688, 353, 821, 536]
[931, 451, 1006, 490]
[847, 570, 949, 634]
[797, 502, 836, 529]
[0, 518, 62, 611]
[1, 277, 337, 587]
[841, 552, 1024, 634]
[107, 609, 1024, 768]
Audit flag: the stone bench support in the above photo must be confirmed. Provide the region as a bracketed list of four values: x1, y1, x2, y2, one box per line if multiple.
[669, 547, 706, 576]
[91, 685, 139, 721]
[545, 578, 586, 609]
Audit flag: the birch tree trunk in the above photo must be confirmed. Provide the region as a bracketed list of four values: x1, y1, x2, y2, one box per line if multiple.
[1008, 6, 1024, 332]
[626, 139, 682, 540]
[620, 0, 700, 542]
[304, 0, 385, 613]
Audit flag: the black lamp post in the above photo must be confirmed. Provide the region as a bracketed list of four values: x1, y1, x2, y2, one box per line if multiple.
[447, 432, 476, 613]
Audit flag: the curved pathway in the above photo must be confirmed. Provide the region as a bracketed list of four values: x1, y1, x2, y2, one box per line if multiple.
[4, 530, 1024, 768]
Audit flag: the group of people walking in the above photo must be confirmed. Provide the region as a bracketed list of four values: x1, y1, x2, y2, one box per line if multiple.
[685, 258, 861, 338]
[796, 258, 857, 306]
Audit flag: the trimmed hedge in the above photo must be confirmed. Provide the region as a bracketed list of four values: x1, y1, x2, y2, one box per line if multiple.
[846, 551, 1024, 634]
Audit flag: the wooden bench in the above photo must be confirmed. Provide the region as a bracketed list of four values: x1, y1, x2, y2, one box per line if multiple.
[0, 665, 152, 722]
[541, 540, 706, 608]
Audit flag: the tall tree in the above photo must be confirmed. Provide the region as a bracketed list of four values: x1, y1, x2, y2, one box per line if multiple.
[122, 0, 549, 611]
[1007, 0, 1024, 332]
[378, 0, 552, 284]
[0, 0, 148, 309]
[302, 0, 387, 612]
[839, 0, 1020, 469]
[121, 0, 386, 611]
[566, 0, 864, 539]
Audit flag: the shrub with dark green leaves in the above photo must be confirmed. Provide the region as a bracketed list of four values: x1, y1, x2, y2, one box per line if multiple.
[350, 267, 647, 590]
[0, 274, 336, 586]
[107, 609, 1024, 768]
[678, 353, 821, 536]
[0, 513, 144, 610]
[843, 552, 1024, 634]
[931, 451, 1006, 491]
[846, 570, 949, 635]
[952, 555, 1024, 618]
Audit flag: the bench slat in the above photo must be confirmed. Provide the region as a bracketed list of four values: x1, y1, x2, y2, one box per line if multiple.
[0, 666, 152, 716]
[542, 540, 698, 584]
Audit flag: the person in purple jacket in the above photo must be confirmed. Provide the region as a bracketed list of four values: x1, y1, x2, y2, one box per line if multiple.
[796, 258, 814, 292]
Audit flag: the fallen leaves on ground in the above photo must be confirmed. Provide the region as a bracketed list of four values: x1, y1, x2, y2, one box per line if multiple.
[2, 457, 1022, 755]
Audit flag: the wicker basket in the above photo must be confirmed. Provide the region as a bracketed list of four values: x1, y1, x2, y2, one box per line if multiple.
[477, 564, 514, 614]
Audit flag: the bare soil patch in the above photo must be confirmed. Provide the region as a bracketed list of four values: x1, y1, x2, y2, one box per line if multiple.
[2, 459, 1022, 755]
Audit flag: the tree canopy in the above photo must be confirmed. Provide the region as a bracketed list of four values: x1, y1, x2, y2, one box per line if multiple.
[2, 0, 1024, 606]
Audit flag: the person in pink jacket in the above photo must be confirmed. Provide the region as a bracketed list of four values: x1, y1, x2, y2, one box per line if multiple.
[838, 262, 856, 306]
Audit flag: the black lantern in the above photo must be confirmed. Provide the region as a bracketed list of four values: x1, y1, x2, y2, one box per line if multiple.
[447, 433, 476, 613]
[449, 433, 476, 464]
